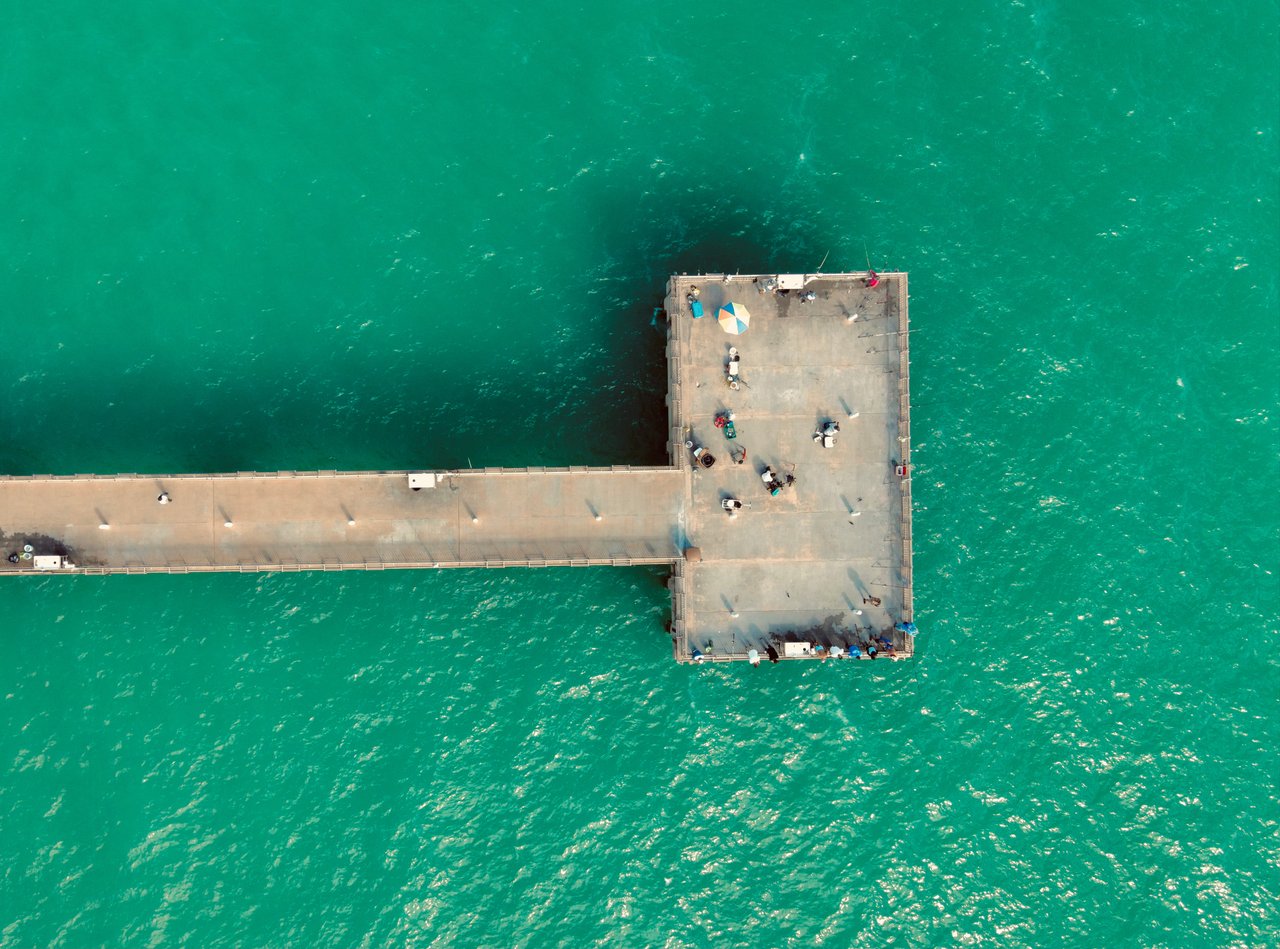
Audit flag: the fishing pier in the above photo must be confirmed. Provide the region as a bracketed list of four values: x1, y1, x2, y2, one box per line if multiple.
[0, 273, 914, 663]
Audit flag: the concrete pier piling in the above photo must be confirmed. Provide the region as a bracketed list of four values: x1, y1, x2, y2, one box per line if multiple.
[1, 273, 913, 663]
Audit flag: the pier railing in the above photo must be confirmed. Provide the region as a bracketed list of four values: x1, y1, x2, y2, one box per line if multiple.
[72, 557, 678, 576]
[0, 464, 681, 482]
[664, 276, 689, 470]
[895, 274, 914, 649]
[667, 557, 688, 660]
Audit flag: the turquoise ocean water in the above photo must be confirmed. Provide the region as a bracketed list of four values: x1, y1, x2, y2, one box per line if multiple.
[3, 1, 1278, 945]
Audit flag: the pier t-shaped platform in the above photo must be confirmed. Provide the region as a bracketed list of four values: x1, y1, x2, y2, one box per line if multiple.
[0, 273, 913, 663]
[663, 273, 914, 661]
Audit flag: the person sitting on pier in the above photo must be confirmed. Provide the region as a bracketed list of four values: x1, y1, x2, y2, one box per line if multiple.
[725, 349, 741, 386]
[813, 420, 839, 448]
[866, 269, 879, 288]
[714, 412, 737, 439]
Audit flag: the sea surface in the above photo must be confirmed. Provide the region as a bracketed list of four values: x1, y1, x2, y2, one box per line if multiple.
[2, 1, 1278, 946]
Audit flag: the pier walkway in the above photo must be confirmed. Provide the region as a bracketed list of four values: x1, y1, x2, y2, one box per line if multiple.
[2, 272, 913, 663]
[663, 273, 913, 662]
[0, 468, 684, 573]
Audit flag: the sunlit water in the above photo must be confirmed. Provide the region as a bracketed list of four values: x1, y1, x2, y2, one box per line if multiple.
[2, 1, 1277, 945]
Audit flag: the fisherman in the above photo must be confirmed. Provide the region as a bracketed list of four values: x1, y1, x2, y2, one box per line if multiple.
[725, 349, 742, 390]
[866, 269, 879, 288]
[813, 420, 840, 447]
[760, 467, 782, 496]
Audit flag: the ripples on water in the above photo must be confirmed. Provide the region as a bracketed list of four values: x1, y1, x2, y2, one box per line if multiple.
[3, 0, 1278, 945]
[5, 565, 1276, 946]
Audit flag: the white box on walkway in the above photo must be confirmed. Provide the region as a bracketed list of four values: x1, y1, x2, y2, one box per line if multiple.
[33, 555, 65, 570]
[407, 472, 437, 489]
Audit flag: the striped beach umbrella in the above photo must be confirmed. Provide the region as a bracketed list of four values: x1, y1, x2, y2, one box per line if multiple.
[717, 302, 751, 335]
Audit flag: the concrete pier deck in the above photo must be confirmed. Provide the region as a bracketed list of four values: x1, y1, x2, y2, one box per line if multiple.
[664, 272, 913, 662]
[2, 272, 913, 663]
[0, 468, 684, 573]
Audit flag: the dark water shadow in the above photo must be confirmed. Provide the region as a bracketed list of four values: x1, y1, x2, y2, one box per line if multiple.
[3, 180, 853, 476]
